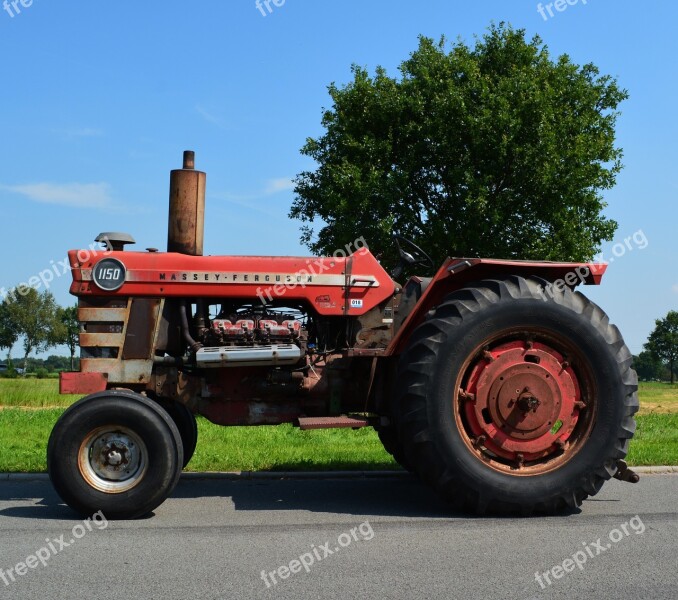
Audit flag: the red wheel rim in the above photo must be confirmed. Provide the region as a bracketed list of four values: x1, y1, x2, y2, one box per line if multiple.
[454, 330, 596, 474]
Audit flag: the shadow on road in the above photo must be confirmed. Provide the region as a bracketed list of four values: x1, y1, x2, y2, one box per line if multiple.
[0, 475, 582, 521]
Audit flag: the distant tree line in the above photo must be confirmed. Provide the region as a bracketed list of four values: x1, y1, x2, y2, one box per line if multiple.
[0, 289, 79, 374]
[633, 311, 678, 383]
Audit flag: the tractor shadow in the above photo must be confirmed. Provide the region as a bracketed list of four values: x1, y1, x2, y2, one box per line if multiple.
[0, 478, 79, 520]
[171, 473, 583, 520]
[0, 474, 583, 521]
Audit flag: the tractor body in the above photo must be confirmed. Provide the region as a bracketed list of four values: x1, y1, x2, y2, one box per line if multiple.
[61, 248, 605, 428]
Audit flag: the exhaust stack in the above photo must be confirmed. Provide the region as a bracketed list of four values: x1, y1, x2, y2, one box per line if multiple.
[167, 150, 206, 255]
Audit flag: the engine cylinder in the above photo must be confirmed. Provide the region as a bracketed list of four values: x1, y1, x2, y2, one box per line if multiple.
[167, 150, 206, 256]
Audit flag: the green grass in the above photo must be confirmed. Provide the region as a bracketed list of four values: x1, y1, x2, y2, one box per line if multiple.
[0, 410, 675, 472]
[0, 380, 676, 472]
[0, 409, 62, 472]
[0, 410, 397, 473]
[0, 379, 79, 408]
[189, 421, 397, 472]
[625, 413, 678, 466]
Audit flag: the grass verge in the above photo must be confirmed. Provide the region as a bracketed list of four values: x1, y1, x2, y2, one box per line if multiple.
[0, 409, 675, 473]
[0, 379, 79, 408]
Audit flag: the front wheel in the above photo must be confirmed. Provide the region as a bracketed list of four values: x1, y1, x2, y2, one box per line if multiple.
[156, 399, 198, 468]
[48, 390, 184, 519]
[397, 276, 638, 515]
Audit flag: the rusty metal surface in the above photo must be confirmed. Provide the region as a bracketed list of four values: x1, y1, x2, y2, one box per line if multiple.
[167, 151, 205, 256]
[297, 416, 370, 430]
[201, 398, 315, 426]
[354, 300, 395, 350]
[59, 371, 108, 395]
[346, 348, 386, 357]
[74, 297, 163, 388]
[150, 368, 202, 412]
[80, 332, 125, 348]
[79, 358, 155, 385]
[614, 460, 640, 483]
[122, 298, 162, 359]
[78, 308, 127, 322]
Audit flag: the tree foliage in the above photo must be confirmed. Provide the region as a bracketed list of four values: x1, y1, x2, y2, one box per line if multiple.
[0, 299, 19, 366]
[633, 351, 664, 382]
[644, 311, 678, 384]
[54, 305, 79, 371]
[4, 288, 61, 369]
[291, 23, 627, 267]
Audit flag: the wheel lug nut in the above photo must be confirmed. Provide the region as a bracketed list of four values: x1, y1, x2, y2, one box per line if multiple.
[473, 435, 486, 448]
[458, 389, 476, 403]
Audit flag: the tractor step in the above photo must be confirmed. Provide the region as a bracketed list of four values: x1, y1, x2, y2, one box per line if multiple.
[297, 416, 370, 430]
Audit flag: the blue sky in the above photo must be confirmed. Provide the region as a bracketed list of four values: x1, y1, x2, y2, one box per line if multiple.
[0, 0, 675, 356]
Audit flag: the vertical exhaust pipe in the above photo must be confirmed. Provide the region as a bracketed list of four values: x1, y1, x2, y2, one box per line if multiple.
[167, 150, 206, 255]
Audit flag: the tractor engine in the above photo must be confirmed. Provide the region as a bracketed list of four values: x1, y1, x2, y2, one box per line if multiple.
[203, 306, 303, 347]
[193, 303, 308, 368]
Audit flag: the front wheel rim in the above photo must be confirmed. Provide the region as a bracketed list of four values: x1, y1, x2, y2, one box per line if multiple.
[454, 330, 597, 475]
[78, 426, 148, 493]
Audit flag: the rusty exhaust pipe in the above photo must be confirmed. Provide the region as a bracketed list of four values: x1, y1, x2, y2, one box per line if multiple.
[167, 150, 206, 255]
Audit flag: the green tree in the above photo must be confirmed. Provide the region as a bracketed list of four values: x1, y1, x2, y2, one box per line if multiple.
[633, 351, 664, 382]
[0, 298, 19, 367]
[291, 23, 627, 267]
[5, 288, 61, 371]
[54, 305, 79, 371]
[644, 311, 678, 384]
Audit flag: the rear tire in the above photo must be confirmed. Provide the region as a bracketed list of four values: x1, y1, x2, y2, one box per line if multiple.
[48, 390, 184, 519]
[397, 276, 638, 515]
[376, 426, 414, 473]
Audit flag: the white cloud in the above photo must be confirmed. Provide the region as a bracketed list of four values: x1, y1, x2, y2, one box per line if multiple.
[263, 178, 295, 195]
[52, 127, 104, 138]
[210, 178, 295, 216]
[220, 177, 295, 203]
[1, 182, 113, 209]
[672, 284, 678, 295]
[195, 105, 230, 130]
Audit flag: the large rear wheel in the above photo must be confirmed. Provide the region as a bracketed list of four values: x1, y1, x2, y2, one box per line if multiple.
[397, 276, 638, 514]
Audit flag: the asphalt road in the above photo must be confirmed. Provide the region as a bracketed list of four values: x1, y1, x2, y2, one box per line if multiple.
[0, 473, 676, 600]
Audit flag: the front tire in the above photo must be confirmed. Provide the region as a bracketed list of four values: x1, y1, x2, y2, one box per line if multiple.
[397, 276, 638, 515]
[156, 399, 198, 468]
[48, 390, 184, 519]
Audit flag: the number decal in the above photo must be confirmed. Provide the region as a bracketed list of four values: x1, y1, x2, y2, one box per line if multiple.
[92, 259, 126, 291]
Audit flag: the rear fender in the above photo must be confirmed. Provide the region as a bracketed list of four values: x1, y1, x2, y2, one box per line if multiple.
[386, 258, 607, 356]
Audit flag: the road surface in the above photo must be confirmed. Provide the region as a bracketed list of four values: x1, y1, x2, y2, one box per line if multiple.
[0, 473, 676, 599]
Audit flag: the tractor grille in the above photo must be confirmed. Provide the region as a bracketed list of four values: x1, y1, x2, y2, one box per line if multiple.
[78, 297, 128, 359]
[77, 297, 163, 385]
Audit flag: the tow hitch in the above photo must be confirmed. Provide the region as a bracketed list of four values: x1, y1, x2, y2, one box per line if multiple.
[614, 460, 640, 483]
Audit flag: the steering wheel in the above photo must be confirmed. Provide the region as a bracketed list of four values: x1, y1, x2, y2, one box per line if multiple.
[391, 235, 435, 279]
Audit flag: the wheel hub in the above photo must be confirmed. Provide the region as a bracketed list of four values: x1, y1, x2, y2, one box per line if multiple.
[461, 341, 584, 464]
[78, 427, 148, 493]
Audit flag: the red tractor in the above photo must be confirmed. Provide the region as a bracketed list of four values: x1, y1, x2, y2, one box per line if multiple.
[48, 152, 639, 519]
